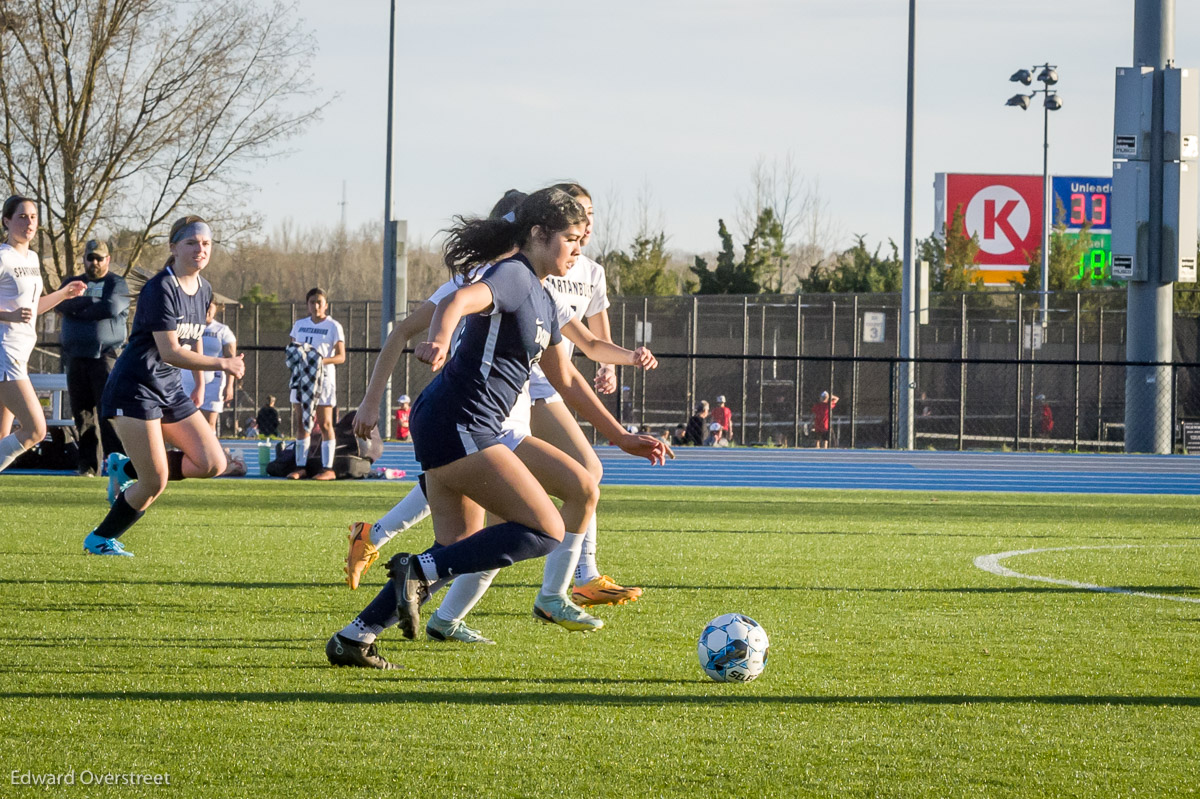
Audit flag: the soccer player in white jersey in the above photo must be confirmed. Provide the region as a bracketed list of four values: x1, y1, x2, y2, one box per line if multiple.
[533, 182, 643, 608]
[287, 287, 345, 480]
[0, 195, 86, 474]
[180, 299, 237, 433]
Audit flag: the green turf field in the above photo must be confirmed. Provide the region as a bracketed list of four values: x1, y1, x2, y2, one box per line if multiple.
[1, 476, 1197, 798]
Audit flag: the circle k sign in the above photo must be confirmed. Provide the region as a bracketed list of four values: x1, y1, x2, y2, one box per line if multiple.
[938, 174, 1044, 268]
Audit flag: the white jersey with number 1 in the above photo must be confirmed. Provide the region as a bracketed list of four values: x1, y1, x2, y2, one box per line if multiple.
[0, 244, 43, 379]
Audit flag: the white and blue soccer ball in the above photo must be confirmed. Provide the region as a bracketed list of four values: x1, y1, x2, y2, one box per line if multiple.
[697, 613, 769, 683]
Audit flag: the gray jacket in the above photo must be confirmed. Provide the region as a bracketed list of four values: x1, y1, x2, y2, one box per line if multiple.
[56, 272, 130, 359]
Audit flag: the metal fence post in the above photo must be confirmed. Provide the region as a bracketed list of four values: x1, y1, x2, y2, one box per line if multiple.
[958, 292, 967, 451]
[850, 295, 859, 448]
[1097, 307, 1105, 444]
[1074, 292, 1081, 450]
[253, 303, 260, 424]
[828, 300, 836, 447]
[740, 297, 748, 445]
[641, 296, 649, 430]
[757, 303, 766, 444]
[793, 295, 802, 447]
[1014, 294, 1023, 449]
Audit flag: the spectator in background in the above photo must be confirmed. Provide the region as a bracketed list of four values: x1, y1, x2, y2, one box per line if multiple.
[287, 287, 345, 480]
[704, 421, 730, 447]
[685, 400, 709, 445]
[811, 390, 839, 449]
[56, 239, 129, 476]
[671, 424, 687, 446]
[394, 394, 411, 441]
[256, 394, 279, 437]
[711, 394, 732, 439]
[1036, 394, 1054, 438]
[243, 417, 259, 438]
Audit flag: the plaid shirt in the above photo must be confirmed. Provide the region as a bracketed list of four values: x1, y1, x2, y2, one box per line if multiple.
[284, 342, 324, 432]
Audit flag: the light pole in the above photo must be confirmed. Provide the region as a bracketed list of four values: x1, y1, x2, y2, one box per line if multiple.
[1006, 64, 1062, 326]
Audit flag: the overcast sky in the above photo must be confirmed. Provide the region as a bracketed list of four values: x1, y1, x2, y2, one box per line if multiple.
[248, 1, 1200, 255]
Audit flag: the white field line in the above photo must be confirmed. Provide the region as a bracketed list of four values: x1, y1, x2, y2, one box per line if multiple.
[973, 544, 1200, 604]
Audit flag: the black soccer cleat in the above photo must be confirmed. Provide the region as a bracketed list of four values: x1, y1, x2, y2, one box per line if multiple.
[325, 633, 401, 670]
[386, 553, 431, 641]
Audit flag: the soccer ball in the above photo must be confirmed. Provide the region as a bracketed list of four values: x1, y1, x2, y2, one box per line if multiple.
[697, 613, 769, 682]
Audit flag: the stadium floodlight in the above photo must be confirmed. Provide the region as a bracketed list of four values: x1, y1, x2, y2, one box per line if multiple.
[1006, 63, 1063, 327]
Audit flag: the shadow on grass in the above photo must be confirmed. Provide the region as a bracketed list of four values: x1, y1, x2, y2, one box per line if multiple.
[3, 579, 1197, 597]
[1, 689, 1196, 708]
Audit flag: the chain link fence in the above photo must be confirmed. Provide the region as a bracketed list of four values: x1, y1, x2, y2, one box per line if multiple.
[29, 290, 1200, 453]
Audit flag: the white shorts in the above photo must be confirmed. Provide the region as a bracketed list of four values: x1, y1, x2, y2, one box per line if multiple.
[291, 381, 336, 407]
[0, 338, 31, 381]
[0, 351, 28, 381]
[498, 425, 529, 451]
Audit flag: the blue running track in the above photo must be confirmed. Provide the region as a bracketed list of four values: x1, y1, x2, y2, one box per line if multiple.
[221, 442, 1200, 496]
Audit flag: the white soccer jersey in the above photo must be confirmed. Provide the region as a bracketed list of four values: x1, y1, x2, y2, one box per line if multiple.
[289, 315, 344, 388]
[529, 254, 609, 400]
[180, 320, 235, 397]
[0, 244, 43, 374]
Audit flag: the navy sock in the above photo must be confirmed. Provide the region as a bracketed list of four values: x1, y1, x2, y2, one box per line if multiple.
[167, 451, 186, 481]
[358, 582, 399, 629]
[93, 492, 145, 540]
[355, 543, 444, 630]
[428, 522, 557, 579]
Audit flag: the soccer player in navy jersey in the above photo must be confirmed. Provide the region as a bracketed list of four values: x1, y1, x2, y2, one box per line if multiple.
[326, 187, 670, 669]
[81, 216, 245, 557]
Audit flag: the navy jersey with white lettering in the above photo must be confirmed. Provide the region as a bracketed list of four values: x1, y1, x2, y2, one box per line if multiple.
[108, 267, 212, 399]
[421, 255, 561, 436]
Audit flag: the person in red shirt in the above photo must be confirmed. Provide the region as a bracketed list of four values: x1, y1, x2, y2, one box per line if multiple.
[811, 390, 839, 448]
[393, 394, 411, 441]
[711, 394, 733, 440]
[1036, 394, 1054, 438]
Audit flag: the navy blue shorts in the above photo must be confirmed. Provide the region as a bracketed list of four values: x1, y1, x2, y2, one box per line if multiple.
[101, 376, 198, 425]
[410, 385, 502, 470]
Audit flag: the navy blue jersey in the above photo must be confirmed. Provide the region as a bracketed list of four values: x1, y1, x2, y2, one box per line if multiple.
[108, 267, 212, 400]
[425, 255, 561, 435]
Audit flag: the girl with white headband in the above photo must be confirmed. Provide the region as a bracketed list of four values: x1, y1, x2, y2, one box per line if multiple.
[81, 215, 245, 557]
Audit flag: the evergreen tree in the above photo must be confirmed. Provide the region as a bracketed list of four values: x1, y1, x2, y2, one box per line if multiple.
[605, 232, 677, 296]
[799, 235, 900, 293]
[691, 210, 780, 294]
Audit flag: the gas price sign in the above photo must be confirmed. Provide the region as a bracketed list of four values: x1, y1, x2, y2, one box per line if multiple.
[1051, 176, 1114, 283]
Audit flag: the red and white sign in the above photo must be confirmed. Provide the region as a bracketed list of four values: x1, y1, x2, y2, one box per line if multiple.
[934, 173, 1044, 284]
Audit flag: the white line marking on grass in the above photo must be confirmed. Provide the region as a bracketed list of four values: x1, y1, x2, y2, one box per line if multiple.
[974, 545, 1200, 604]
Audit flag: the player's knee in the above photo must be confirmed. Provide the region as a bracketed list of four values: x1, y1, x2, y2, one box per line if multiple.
[195, 450, 226, 479]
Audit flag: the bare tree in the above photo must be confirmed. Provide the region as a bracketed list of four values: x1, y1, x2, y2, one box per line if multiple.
[735, 154, 841, 292]
[0, 0, 323, 284]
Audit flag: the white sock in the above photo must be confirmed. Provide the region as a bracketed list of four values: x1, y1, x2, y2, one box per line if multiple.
[370, 483, 430, 547]
[573, 514, 600, 584]
[295, 437, 310, 462]
[0, 434, 28, 473]
[339, 616, 391, 644]
[417, 552, 438, 582]
[434, 570, 497, 623]
[321, 439, 335, 469]
[541, 532, 585, 598]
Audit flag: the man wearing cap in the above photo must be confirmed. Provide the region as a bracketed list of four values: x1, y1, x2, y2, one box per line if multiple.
[394, 394, 411, 441]
[55, 239, 130, 475]
[704, 421, 730, 447]
[711, 394, 733, 441]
